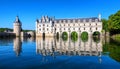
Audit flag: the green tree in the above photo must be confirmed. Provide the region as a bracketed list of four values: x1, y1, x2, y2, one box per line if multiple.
[108, 10, 120, 34]
[102, 19, 109, 32]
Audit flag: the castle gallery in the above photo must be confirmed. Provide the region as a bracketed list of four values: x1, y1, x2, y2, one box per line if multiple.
[36, 14, 102, 37]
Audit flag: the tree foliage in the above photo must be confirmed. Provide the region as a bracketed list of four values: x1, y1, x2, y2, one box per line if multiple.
[0, 28, 13, 32]
[71, 31, 78, 42]
[81, 32, 88, 42]
[108, 10, 120, 34]
[102, 19, 109, 32]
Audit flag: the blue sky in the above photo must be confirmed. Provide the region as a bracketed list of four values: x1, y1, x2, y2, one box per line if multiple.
[0, 0, 120, 30]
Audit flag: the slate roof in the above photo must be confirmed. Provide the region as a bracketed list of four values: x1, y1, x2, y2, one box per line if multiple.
[14, 16, 21, 23]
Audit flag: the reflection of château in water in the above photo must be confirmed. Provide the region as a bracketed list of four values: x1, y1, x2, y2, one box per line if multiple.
[13, 37, 36, 56]
[13, 37, 22, 56]
[36, 37, 102, 56]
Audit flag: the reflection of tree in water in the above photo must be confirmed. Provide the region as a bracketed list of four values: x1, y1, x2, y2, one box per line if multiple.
[0, 38, 14, 46]
[93, 37, 100, 43]
[103, 38, 120, 62]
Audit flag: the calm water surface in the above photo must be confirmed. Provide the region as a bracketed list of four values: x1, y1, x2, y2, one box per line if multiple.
[0, 37, 120, 69]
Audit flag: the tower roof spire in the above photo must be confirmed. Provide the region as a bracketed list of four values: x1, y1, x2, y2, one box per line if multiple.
[14, 16, 21, 23]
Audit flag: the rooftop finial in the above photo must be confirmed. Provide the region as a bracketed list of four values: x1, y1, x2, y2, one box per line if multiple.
[98, 14, 101, 21]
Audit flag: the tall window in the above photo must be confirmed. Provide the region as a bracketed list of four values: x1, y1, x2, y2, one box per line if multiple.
[43, 24, 45, 26]
[96, 27, 97, 30]
[68, 28, 70, 30]
[73, 24, 75, 26]
[68, 24, 70, 26]
[84, 24, 85, 26]
[84, 28, 85, 30]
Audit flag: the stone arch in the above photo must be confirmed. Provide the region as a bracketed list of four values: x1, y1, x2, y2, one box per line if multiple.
[56, 32, 59, 39]
[81, 31, 88, 42]
[71, 31, 78, 36]
[61, 31, 68, 41]
[71, 31, 78, 42]
[81, 31, 89, 35]
[92, 31, 100, 37]
[43, 32, 45, 40]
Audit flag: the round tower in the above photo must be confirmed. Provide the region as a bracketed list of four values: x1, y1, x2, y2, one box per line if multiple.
[13, 16, 22, 37]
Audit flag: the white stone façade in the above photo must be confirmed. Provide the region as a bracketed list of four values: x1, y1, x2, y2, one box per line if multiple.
[36, 14, 102, 37]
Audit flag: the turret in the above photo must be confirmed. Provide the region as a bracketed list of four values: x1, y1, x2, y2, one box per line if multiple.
[13, 16, 22, 37]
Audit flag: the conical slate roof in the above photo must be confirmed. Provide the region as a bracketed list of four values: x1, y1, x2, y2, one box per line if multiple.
[14, 16, 21, 23]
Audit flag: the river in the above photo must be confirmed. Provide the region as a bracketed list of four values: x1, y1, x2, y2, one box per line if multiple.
[0, 37, 120, 69]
